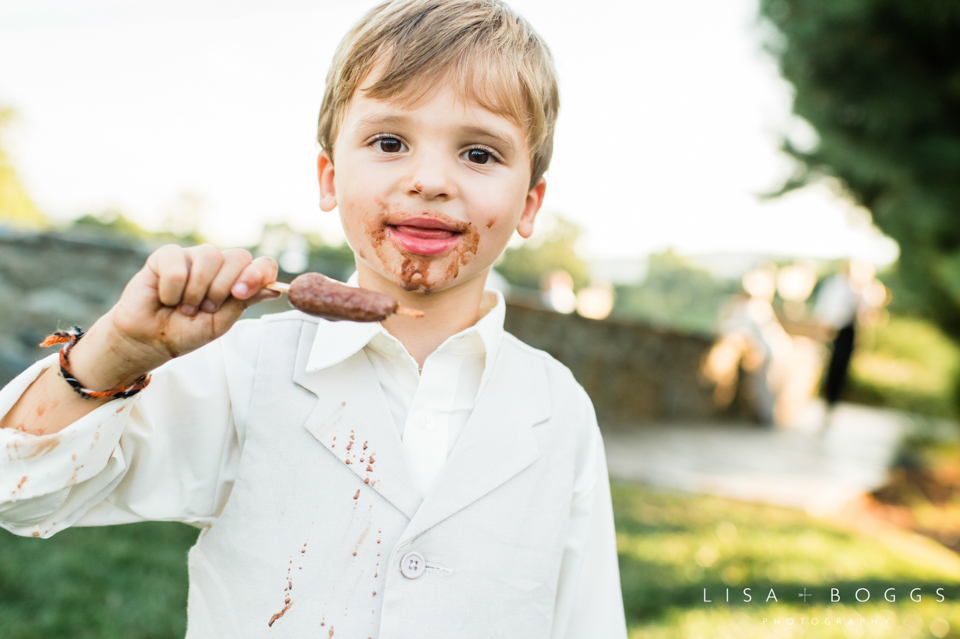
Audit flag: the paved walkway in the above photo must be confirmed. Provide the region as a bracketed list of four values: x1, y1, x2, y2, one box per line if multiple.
[602, 402, 921, 514]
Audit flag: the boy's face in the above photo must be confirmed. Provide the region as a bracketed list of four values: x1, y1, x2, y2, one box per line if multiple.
[317, 81, 546, 296]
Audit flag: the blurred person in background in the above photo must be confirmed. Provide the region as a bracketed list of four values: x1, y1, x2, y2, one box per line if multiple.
[813, 260, 874, 418]
[706, 265, 793, 426]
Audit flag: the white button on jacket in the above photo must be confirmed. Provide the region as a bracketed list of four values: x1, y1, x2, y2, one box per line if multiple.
[400, 551, 426, 579]
[0, 308, 627, 638]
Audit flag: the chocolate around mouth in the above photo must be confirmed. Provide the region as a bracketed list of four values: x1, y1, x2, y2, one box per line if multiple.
[368, 199, 480, 293]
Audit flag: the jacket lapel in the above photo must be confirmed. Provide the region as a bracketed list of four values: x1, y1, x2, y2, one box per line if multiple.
[292, 322, 422, 521]
[398, 341, 551, 544]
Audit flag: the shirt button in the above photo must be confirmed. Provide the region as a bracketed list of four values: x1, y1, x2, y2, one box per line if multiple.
[400, 551, 426, 579]
[420, 413, 436, 430]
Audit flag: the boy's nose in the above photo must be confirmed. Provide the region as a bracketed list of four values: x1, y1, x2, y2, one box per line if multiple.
[405, 154, 457, 201]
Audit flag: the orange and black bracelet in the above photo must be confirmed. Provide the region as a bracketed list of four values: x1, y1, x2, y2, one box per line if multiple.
[39, 327, 151, 400]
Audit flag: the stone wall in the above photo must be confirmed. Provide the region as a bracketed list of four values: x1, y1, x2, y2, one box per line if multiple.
[504, 301, 746, 423]
[0, 229, 744, 423]
[0, 228, 151, 385]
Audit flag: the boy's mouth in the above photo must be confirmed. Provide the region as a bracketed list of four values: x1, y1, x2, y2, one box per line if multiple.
[386, 217, 463, 256]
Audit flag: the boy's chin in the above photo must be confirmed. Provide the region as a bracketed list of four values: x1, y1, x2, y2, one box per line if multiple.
[367, 248, 481, 296]
[386, 266, 461, 296]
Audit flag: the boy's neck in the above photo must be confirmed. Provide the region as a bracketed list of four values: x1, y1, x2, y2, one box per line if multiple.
[356, 262, 489, 369]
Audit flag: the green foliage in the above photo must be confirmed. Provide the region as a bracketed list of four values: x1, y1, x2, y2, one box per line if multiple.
[759, 0, 960, 340]
[71, 209, 205, 245]
[847, 314, 960, 419]
[495, 215, 590, 291]
[0, 109, 48, 230]
[612, 251, 740, 335]
[304, 233, 357, 283]
[73, 210, 153, 238]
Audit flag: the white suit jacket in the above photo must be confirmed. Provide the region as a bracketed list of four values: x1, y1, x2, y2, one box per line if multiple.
[0, 310, 627, 638]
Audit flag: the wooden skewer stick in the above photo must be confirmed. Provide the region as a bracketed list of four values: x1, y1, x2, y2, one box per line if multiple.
[263, 281, 424, 318]
[395, 307, 425, 318]
[265, 281, 290, 293]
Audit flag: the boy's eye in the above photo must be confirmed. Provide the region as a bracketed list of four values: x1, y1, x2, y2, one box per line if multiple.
[466, 148, 491, 164]
[377, 137, 404, 153]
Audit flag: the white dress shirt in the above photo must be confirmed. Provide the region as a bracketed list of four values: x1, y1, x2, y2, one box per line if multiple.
[0, 284, 627, 638]
[315, 273, 503, 496]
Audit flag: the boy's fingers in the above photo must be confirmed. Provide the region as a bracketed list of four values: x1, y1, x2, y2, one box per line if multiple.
[231, 256, 279, 300]
[202, 249, 253, 311]
[217, 287, 281, 320]
[179, 245, 224, 314]
[151, 244, 190, 307]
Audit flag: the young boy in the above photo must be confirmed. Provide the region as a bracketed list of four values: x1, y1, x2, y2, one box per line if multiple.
[0, 0, 627, 636]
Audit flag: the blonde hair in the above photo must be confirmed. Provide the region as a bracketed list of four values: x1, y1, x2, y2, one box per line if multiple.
[317, 0, 559, 188]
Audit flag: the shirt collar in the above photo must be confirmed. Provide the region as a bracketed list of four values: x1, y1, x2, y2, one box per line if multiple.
[305, 272, 505, 373]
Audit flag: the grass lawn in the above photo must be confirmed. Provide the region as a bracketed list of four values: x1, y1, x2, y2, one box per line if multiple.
[0, 522, 198, 638]
[615, 485, 960, 638]
[4, 484, 960, 637]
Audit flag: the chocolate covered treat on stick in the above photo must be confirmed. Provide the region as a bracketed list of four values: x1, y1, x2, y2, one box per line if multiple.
[265, 273, 423, 322]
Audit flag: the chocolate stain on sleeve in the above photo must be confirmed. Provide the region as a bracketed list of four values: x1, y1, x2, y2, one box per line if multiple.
[9, 434, 60, 460]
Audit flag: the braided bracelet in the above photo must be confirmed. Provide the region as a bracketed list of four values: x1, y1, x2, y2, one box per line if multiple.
[39, 327, 151, 400]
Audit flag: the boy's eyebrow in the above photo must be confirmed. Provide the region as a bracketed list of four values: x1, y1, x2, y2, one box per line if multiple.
[460, 125, 517, 153]
[356, 114, 409, 129]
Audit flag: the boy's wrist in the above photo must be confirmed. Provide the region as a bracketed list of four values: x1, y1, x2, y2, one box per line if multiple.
[66, 313, 164, 391]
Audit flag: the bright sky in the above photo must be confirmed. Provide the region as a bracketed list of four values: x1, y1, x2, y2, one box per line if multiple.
[0, 0, 899, 265]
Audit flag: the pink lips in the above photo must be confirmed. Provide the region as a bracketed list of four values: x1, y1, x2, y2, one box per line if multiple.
[388, 217, 462, 256]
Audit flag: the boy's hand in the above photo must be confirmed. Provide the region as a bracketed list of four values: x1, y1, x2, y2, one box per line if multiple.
[70, 245, 279, 389]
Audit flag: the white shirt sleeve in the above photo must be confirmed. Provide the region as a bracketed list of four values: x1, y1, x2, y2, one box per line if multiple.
[551, 388, 628, 639]
[0, 319, 264, 538]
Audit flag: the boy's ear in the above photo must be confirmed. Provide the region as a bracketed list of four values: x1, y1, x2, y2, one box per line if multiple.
[317, 150, 338, 212]
[516, 177, 547, 239]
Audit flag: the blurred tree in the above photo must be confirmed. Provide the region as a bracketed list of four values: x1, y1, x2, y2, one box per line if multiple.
[613, 251, 741, 335]
[759, 1, 960, 340]
[71, 208, 206, 245]
[74, 209, 151, 238]
[305, 237, 356, 283]
[0, 108, 48, 230]
[495, 214, 590, 291]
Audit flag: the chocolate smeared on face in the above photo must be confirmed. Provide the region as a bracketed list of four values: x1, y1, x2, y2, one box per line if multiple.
[365, 198, 480, 293]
